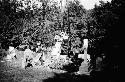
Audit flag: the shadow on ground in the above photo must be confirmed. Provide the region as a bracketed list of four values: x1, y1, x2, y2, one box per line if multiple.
[0, 55, 121, 82]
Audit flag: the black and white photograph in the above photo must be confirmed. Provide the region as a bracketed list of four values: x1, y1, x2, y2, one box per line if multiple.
[0, 0, 123, 82]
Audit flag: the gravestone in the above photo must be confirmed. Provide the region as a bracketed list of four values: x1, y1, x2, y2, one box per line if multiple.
[76, 39, 91, 75]
[6, 46, 17, 61]
[22, 48, 34, 68]
[77, 60, 90, 75]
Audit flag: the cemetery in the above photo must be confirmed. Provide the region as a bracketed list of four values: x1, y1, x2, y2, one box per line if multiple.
[4, 31, 91, 75]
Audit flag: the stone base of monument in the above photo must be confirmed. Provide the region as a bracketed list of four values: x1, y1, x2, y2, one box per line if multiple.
[75, 61, 91, 75]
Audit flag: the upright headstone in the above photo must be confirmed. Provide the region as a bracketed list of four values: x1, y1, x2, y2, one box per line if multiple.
[6, 46, 16, 61]
[83, 39, 88, 64]
[84, 39, 88, 48]
[78, 39, 89, 61]
[22, 48, 33, 68]
[9, 46, 14, 52]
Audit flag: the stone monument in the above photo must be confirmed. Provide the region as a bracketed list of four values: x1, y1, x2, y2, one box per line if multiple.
[77, 39, 91, 75]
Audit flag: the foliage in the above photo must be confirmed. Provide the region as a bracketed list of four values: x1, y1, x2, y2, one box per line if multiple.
[61, 0, 87, 53]
[1, 0, 123, 57]
[0, 0, 62, 48]
[87, 0, 124, 49]
[48, 57, 70, 70]
[0, 0, 21, 48]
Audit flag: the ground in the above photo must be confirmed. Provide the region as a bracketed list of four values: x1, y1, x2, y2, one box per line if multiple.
[0, 54, 120, 82]
[0, 57, 94, 82]
[0, 57, 55, 82]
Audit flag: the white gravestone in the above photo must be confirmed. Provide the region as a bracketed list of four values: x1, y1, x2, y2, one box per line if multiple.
[22, 48, 33, 68]
[78, 53, 90, 61]
[78, 39, 89, 60]
[76, 39, 91, 75]
[84, 39, 88, 48]
[83, 39, 89, 64]
[6, 46, 16, 61]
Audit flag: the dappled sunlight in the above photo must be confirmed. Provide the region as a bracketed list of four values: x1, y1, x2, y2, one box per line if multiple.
[0, 0, 122, 82]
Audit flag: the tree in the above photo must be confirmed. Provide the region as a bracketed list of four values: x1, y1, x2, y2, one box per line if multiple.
[0, 0, 22, 48]
[61, 0, 87, 54]
[88, 0, 124, 49]
[10, 0, 62, 48]
[86, 0, 124, 70]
